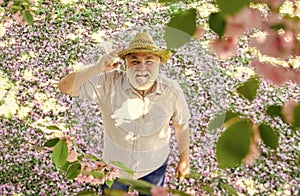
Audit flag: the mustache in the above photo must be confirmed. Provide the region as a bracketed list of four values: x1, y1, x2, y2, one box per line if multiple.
[133, 71, 151, 76]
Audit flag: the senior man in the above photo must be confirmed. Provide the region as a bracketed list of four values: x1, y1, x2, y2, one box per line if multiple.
[58, 32, 191, 194]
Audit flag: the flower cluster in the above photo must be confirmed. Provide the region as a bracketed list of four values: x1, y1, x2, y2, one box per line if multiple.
[76, 161, 119, 185]
[202, 1, 300, 86]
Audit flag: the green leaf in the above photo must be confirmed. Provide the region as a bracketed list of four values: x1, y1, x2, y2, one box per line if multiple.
[258, 123, 279, 150]
[110, 161, 134, 175]
[266, 105, 283, 119]
[91, 171, 104, 179]
[46, 125, 61, 130]
[77, 190, 97, 196]
[61, 161, 70, 172]
[117, 178, 154, 189]
[66, 162, 81, 180]
[216, 0, 250, 15]
[117, 178, 154, 195]
[164, 8, 197, 49]
[103, 189, 126, 196]
[105, 179, 115, 189]
[208, 111, 239, 131]
[216, 120, 252, 169]
[21, 10, 34, 25]
[200, 185, 214, 193]
[44, 138, 60, 147]
[158, 0, 180, 3]
[169, 189, 193, 196]
[208, 12, 225, 37]
[220, 182, 238, 195]
[52, 139, 68, 167]
[11, 5, 23, 10]
[293, 104, 300, 128]
[270, 23, 286, 31]
[237, 77, 260, 101]
[297, 154, 300, 167]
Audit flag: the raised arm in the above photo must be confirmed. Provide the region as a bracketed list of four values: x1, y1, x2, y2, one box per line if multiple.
[58, 47, 123, 96]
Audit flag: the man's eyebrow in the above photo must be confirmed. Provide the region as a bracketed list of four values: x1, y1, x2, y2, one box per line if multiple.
[145, 56, 155, 60]
[128, 55, 138, 60]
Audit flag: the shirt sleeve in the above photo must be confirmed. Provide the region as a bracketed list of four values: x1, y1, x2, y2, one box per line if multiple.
[171, 82, 191, 125]
[79, 70, 119, 104]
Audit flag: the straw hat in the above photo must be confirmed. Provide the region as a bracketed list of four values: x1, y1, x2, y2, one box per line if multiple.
[118, 32, 172, 64]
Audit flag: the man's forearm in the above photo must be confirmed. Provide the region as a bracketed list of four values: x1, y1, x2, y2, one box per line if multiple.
[58, 47, 123, 96]
[173, 122, 190, 161]
[179, 146, 190, 163]
[58, 64, 104, 96]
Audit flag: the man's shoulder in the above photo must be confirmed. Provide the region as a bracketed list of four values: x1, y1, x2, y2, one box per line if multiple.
[158, 74, 182, 91]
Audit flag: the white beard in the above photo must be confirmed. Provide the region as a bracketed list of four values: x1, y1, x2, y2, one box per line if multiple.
[126, 68, 159, 91]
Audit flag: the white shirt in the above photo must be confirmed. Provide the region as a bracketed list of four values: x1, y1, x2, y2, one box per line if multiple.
[79, 70, 190, 178]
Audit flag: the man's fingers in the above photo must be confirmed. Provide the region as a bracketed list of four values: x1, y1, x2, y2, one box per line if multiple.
[109, 47, 123, 56]
[178, 175, 185, 184]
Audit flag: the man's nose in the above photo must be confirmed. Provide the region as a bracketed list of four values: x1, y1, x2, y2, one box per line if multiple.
[137, 62, 147, 69]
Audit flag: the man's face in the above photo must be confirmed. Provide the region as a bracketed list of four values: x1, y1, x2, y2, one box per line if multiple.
[125, 53, 161, 91]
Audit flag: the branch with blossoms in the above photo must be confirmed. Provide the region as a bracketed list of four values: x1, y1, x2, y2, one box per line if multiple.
[161, 0, 300, 87]
[44, 132, 192, 196]
[44, 135, 123, 189]
[0, 0, 41, 37]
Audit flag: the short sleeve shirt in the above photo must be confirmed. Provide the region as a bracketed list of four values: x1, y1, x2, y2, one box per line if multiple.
[79, 70, 190, 178]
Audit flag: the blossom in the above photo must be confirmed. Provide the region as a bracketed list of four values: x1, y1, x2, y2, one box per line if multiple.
[150, 186, 169, 196]
[288, 69, 300, 84]
[209, 37, 238, 59]
[12, 11, 27, 26]
[225, 7, 262, 38]
[282, 100, 298, 124]
[250, 58, 289, 86]
[67, 150, 78, 162]
[193, 26, 205, 39]
[250, 29, 296, 59]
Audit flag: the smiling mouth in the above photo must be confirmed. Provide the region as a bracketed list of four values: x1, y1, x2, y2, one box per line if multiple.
[136, 74, 149, 78]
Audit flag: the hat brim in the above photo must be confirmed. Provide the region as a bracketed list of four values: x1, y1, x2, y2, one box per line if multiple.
[119, 49, 172, 64]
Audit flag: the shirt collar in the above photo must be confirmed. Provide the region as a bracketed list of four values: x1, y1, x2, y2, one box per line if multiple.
[122, 72, 164, 95]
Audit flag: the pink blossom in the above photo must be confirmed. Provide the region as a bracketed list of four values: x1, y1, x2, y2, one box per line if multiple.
[282, 100, 298, 123]
[210, 37, 238, 59]
[6, 1, 14, 9]
[123, 192, 137, 196]
[250, 58, 289, 86]
[75, 174, 87, 183]
[12, 11, 27, 26]
[1, 19, 13, 28]
[150, 187, 169, 196]
[225, 7, 262, 38]
[250, 30, 296, 59]
[0, 0, 3, 4]
[67, 150, 78, 162]
[252, 0, 286, 8]
[288, 69, 300, 84]
[193, 26, 205, 39]
[90, 177, 105, 185]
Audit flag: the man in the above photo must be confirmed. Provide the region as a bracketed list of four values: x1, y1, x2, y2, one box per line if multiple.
[58, 32, 191, 194]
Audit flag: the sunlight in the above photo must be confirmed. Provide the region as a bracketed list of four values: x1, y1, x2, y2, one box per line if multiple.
[111, 97, 150, 127]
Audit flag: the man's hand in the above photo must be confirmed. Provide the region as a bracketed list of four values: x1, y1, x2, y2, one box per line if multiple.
[96, 47, 123, 72]
[175, 145, 190, 184]
[175, 159, 190, 184]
